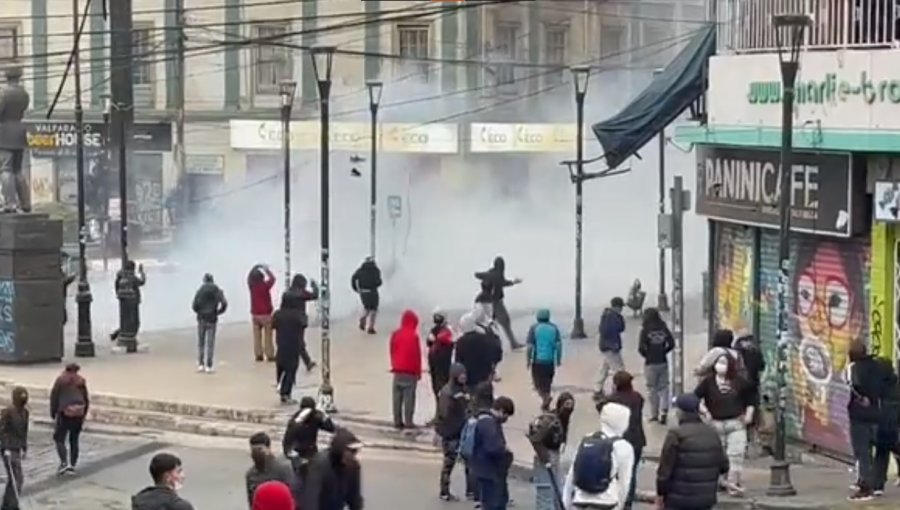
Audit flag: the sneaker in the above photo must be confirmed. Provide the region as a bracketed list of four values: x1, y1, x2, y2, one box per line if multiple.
[280, 396, 297, 405]
[66, 465, 77, 475]
[367, 328, 377, 335]
[874, 489, 884, 497]
[465, 493, 476, 502]
[474, 503, 482, 509]
[56, 463, 69, 476]
[358, 318, 366, 331]
[196, 365, 205, 373]
[894, 478, 900, 487]
[439, 493, 459, 502]
[255, 356, 264, 362]
[205, 366, 215, 373]
[848, 489, 874, 502]
[648, 416, 659, 423]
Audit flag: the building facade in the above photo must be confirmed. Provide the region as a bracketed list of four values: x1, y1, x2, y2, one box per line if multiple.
[675, 0, 900, 456]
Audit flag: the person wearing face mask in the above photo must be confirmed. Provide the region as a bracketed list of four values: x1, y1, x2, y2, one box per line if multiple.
[0, 386, 28, 510]
[655, 394, 729, 510]
[527, 392, 574, 510]
[693, 353, 754, 496]
[302, 428, 364, 510]
[245, 432, 296, 509]
[132, 452, 194, 510]
[435, 363, 470, 501]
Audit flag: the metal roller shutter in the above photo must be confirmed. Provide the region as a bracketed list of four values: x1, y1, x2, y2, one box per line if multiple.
[713, 223, 755, 333]
[759, 231, 870, 456]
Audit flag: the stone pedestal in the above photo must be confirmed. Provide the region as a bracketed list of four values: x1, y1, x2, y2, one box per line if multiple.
[0, 213, 64, 364]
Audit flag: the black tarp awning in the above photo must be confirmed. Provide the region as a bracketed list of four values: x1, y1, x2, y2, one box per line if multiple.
[592, 24, 716, 170]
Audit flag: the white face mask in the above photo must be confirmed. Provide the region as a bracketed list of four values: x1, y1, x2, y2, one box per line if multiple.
[714, 360, 728, 376]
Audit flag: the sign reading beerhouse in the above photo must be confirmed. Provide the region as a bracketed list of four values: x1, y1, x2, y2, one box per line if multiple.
[694, 146, 864, 237]
[708, 49, 900, 131]
[229, 120, 459, 154]
[469, 123, 578, 153]
[25, 121, 173, 157]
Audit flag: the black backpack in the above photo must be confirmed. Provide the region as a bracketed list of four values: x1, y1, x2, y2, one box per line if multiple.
[572, 432, 620, 494]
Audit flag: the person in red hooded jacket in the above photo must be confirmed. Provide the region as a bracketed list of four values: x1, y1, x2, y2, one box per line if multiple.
[427, 309, 454, 425]
[390, 310, 422, 430]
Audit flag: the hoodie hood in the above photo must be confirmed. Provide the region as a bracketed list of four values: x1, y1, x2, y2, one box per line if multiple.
[252, 481, 295, 510]
[11, 386, 27, 407]
[290, 274, 308, 290]
[536, 308, 551, 322]
[330, 428, 363, 456]
[361, 259, 378, 271]
[459, 312, 477, 334]
[599, 401, 630, 437]
[449, 363, 466, 385]
[493, 256, 505, 273]
[131, 486, 184, 510]
[400, 309, 419, 330]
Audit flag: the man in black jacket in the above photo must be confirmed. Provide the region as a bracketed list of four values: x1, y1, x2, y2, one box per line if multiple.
[245, 432, 297, 509]
[0, 386, 28, 510]
[132, 453, 194, 510]
[191, 273, 228, 373]
[656, 394, 729, 510]
[351, 257, 382, 334]
[282, 397, 336, 479]
[302, 428, 364, 510]
[435, 363, 469, 501]
[474, 256, 523, 350]
[455, 313, 502, 392]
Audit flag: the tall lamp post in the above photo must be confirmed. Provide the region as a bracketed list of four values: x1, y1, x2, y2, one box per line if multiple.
[768, 12, 810, 498]
[72, 0, 94, 358]
[101, 94, 112, 272]
[570, 65, 590, 340]
[311, 46, 337, 413]
[653, 68, 669, 312]
[366, 80, 383, 260]
[279, 80, 297, 285]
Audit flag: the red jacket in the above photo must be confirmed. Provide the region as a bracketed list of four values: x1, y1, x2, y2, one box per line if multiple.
[390, 310, 422, 378]
[249, 269, 276, 315]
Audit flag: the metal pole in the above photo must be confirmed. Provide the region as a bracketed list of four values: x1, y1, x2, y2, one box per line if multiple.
[369, 102, 378, 260]
[101, 107, 110, 272]
[318, 76, 335, 413]
[174, 0, 186, 229]
[670, 176, 685, 395]
[768, 56, 799, 498]
[570, 90, 587, 340]
[657, 129, 669, 311]
[72, 0, 94, 358]
[118, 115, 128, 263]
[282, 104, 291, 285]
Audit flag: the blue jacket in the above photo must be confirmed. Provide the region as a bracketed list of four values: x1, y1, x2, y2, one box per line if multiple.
[469, 412, 510, 481]
[599, 307, 625, 352]
[527, 309, 561, 365]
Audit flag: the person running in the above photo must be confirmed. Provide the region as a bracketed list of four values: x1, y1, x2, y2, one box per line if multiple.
[427, 309, 455, 425]
[638, 308, 674, 424]
[475, 256, 524, 350]
[281, 396, 336, 482]
[49, 363, 89, 475]
[435, 363, 469, 501]
[245, 432, 296, 508]
[191, 273, 228, 373]
[248, 264, 277, 362]
[132, 452, 194, 510]
[528, 392, 575, 510]
[596, 297, 626, 398]
[0, 386, 28, 510]
[351, 257, 382, 334]
[526, 309, 562, 411]
[390, 310, 423, 430]
[302, 428, 364, 510]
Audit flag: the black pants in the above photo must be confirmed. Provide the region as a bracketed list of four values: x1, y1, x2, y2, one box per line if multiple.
[851, 421, 879, 491]
[440, 438, 468, 495]
[298, 328, 313, 370]
[1, 449, 23, 510]
[491, 300, 520, 349]
[278, 357, 300, 398]
[53, 415, 84, 467]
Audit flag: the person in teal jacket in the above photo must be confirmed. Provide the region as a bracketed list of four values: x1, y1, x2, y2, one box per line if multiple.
[526, 309, 562, 411]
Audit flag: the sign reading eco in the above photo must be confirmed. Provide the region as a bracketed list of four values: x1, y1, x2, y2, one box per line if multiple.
[747, 72, 900, 105]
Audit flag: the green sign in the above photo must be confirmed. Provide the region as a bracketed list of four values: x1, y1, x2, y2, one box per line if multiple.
[747, 72, 900, 105]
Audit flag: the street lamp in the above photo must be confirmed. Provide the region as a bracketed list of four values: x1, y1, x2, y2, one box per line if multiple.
[653, 68, 669, 313]
[768, 12, 810, 498]
[366, 80, 383, 260]
[100, 94, 112, 272]
[311, 46, 337, 412]
[570, 65, 590, 340]
[72, 0, 94, 358]
[279, 80, 297, 286]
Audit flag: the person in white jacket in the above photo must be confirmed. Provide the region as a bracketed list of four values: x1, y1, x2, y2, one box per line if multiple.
[562, 401, 635, 510]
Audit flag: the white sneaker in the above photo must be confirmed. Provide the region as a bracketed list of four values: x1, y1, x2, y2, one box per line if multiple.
[205, 366, 215, 373]
[196, 365, 205, 372]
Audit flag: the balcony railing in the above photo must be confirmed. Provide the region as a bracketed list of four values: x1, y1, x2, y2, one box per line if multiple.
[716, 0, 900, 53]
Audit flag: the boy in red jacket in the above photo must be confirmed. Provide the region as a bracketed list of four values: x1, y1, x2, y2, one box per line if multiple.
[390, 310, 422, 430]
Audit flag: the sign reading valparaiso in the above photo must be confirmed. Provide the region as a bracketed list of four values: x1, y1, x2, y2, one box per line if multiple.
[747, 72, 900, 105]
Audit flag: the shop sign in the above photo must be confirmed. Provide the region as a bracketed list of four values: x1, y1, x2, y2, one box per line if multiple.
[695, 146, 862, 237]
[185, 154, 225, 175]
[25, 121, 172, 156]
[381, 123, 458, 154]
[469, 123, 578, 153]
[709, 49, 900, 131]
[874, 181, 900, 222]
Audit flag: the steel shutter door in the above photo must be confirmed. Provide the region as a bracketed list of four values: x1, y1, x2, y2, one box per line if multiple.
[760, 231, 870, 456]
[713, 223, 755, 334]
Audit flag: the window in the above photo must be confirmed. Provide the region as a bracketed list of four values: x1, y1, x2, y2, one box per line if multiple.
[397, 24, 430, 80]
[131, 24, 155, 85]
[543, 26, 567, 85]
[493, 22, 520, 85]
[600, 26, 625, 58]
[252, 23, 292, 95]
[0, 25, 19, 61]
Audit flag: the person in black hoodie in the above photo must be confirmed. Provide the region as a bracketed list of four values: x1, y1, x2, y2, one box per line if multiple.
[455, 312, 502, 393]
[302, 428, 364, 510]
[351, 257, 382, 334]
[0, 386, 28, 510]
[245, 432, 297, 508]
[846, 339, 898, 501]
[274, 275, 319, 401]
[600, 371, 646, 510]
[282, 396, 336, 479]
[474, 256, 523, 350]
[191, 273, 228, 373]
[427, 309, 455, 424]
[49, 363, 89, 475]
[435, 363, 469, 501]
[638, 308, 674, 424]
[132, 452, 194, 510]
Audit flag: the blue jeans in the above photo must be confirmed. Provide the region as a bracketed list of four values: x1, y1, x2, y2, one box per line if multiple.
[197, 320, 217, 368]
[478, 477, 508, 510]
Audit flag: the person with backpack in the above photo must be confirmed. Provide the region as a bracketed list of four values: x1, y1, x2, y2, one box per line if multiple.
[693, 351, 754, 496]
[49, 363, 89, 475]
[732, 333, 765, 450]
[596, 297, 626, 398]
[462, 395, 515, 510]
[528, 392, 575, 510]
[434, 363, 470, 501]
[637, 308, 674, 424]
[456, 312, 503, 393]
[562, 400, 633, 510]
[600, 372, 646, 510]
[655, 394, 729, 510]
[191, 273, 228, 373]
[526, 309, 563, 411]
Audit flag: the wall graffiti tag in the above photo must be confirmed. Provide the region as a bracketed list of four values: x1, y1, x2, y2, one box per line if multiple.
[871, 299, 884, 357]
[0, 281, 15, 355]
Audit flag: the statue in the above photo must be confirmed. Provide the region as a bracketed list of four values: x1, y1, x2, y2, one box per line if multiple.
[0, 65, 30, 212]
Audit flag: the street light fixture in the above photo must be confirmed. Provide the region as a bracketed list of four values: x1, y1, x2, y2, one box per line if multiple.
[768, 12, 810, 498]
[311, 46, 337, 413]
[279, 80, 297, 287]
[366, 80, 383, 260]
[570, 64, 590, 341]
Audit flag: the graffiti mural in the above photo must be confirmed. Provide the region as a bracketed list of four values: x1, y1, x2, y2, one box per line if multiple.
[715, 226, 754, 334]
[787, 238, 869, 454]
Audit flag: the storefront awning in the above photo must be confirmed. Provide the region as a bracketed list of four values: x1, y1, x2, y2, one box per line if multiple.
[592, 24, 716, 169]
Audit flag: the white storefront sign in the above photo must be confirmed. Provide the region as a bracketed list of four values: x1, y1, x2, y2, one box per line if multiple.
[381, 123, 458, 154]
[708, 49, 900, 131]
[469, 123, 579, 153]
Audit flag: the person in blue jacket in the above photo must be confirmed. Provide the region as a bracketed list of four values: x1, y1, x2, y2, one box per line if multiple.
[596, 297, 626, 398]
[470, 396, 515, 510]
[526, 309, 562, 411]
